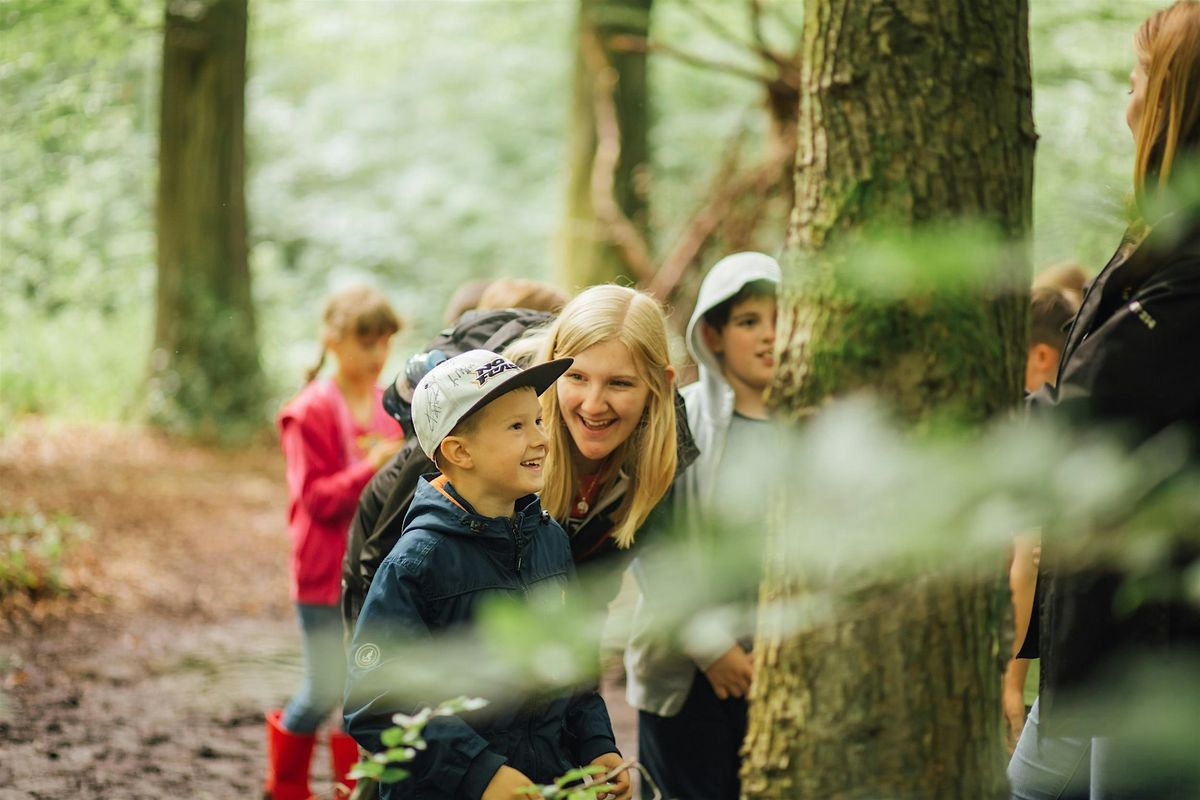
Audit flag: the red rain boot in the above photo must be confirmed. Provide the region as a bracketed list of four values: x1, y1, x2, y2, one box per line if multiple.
[329, 729, 361, 797]
[264, 710, 316, 800]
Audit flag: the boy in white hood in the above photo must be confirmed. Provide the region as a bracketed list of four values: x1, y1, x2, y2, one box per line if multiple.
[625, 252, 780, 799]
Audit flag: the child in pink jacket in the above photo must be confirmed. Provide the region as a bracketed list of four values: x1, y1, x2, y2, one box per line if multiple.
[267, 286, 405, 800]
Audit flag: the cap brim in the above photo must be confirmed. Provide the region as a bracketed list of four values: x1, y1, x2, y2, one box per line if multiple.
[458, 357, 573, 425]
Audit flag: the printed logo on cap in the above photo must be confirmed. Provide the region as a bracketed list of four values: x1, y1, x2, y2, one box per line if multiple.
[475, 357, 518, 386]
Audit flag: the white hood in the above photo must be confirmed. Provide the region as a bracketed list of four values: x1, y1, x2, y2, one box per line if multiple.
[679, 251, 781, 506]
[624, 251, 782, 717]
[686, 251, 782, 382]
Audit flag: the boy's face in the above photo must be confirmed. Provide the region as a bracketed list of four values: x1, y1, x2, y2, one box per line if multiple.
[456, 386, 549, 500]
[703, 294, 778, 395]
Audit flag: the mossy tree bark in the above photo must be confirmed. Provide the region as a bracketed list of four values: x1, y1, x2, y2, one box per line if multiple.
[559, 0, 652, 291]
[152, 0, 264, 438]
[742, 1, 1035, 797]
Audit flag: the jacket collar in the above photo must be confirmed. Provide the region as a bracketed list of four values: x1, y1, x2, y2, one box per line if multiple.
[1060, 215, 1200, 375]
[408, 474, 545, 539]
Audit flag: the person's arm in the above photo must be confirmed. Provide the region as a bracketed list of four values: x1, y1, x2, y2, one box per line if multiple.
[564, 688, 619, 766]
[629, 490, 752, 697]
[344, 556, 509, 798]
[341, 446, 418, 624]
[281, 406, 380, 523]
[1002, 657, 1031, 754]
[1003, 531, 1038, 750]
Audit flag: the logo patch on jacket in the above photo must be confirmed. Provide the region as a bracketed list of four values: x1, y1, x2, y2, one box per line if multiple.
[1129, 300, 1157, 330]
[354, 643, 382, 669]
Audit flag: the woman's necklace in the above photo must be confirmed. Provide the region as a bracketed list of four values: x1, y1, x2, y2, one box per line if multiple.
[574, 469, 607, 517]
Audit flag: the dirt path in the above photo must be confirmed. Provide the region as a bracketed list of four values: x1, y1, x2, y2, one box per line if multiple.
[0, 420, 636, 799]
[0, 420, 320, 799]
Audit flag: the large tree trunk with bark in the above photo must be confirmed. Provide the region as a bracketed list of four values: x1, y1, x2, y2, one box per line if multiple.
[742, 0, 1035, 797]
[559, 0, 652, 291]
[151, 0, 263, 438]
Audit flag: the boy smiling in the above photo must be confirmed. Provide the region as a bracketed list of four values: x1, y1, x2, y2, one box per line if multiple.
[344, 350, 627, 800]
[625, 252, 781, 800]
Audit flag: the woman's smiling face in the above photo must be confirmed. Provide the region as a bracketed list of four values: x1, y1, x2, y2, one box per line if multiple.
[555, 338, 652, 471]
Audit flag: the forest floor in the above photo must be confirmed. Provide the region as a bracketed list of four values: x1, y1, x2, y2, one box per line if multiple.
[0, 419, 635, 799]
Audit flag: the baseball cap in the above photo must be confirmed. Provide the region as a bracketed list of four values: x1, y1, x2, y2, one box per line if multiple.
[411, 349, 572, 460]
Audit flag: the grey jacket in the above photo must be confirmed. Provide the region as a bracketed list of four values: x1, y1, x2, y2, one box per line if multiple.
[624, 252, 782, 716]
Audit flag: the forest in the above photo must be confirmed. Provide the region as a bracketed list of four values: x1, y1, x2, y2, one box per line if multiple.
[2, 0, 1198, 798]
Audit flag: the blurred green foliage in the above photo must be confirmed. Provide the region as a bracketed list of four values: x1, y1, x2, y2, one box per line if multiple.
[0, 505, 92, 598]
[0, 0, 1164, 427]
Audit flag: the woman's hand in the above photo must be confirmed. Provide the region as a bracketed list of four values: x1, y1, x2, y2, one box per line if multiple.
[589, 752, 632, 800]
[703, 645, 755, 699]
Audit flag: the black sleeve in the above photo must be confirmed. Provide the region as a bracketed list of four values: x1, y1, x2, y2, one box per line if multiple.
[341, 451, 406, 639]
[358, 443, 434, 592]
[341, 442, 431, 639]
[1015, 577, 1040, 659]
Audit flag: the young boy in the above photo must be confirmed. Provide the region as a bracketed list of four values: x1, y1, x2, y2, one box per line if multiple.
[344, 350, 626, 800]
[1005, 282, 1084, 749]
[1024, 284, 1081, 393]
[625, 252, 780, 800]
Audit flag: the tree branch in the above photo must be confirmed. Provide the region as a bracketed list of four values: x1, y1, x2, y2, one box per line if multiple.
[581, 29, 658, 286]
[648, 127, 793, 299]
[676, 0, 758, 55]
[608, 33, 775, 84]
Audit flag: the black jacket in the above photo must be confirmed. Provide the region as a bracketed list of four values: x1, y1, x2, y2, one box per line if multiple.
[1027, 217, 1200, 732]
[341, 438, 433, 632]
[343, 476, 617, 799]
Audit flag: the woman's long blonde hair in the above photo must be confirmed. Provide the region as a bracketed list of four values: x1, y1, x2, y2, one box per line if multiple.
[535, 285, 677, 549]
[1133, 1, 1200, 205]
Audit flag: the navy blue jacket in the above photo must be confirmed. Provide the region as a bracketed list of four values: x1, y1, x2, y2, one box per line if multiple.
[343, 475, 617, 799]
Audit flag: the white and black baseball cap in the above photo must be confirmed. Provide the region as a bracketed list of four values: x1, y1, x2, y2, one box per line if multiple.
[411, 349, 572, 460]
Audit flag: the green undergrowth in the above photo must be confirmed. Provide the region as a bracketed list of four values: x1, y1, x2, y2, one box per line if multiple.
[0, 505, 92, 600]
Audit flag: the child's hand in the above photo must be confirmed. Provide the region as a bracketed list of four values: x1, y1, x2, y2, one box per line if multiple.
[588, 752, 631, 800]
[481, 765, 534, 800]
[703, 644, 754, 699]
[366, 437, 405, 469]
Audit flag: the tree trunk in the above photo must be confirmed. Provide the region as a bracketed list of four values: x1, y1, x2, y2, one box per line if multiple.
[742, 0, 1035, 797]
[559, 0, 652, 291]
[152, 0, 263, 438]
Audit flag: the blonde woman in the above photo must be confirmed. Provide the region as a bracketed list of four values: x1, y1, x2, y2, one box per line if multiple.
[533, 285, 696, 577]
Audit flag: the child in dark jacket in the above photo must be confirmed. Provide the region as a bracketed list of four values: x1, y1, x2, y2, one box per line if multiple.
[344, 350, 627, 800]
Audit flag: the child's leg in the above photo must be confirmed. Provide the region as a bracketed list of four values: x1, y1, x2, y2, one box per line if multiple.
[638, 669, 747, 800]
[282, 603, 347, 734]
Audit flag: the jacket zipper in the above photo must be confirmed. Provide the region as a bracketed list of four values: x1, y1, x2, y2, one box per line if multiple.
[510, 513, 528, 590]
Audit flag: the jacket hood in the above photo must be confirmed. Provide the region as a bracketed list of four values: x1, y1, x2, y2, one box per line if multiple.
[402, 474, 544, 541]
[686, 252, 782, 380]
